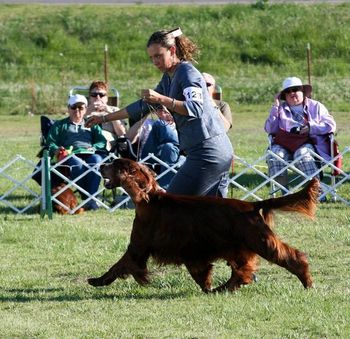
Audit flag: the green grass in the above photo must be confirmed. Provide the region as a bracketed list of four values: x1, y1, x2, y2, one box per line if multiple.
[1, 207, 349, 337]
[1, 113, 350, 337]
[1, 3, 350, 337]
[1, 3, 350, 115]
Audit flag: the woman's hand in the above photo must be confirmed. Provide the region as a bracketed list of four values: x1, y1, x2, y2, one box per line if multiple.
[155, 106, 174, 123]
[141, 89, 163, 104]
[274, 92, 281, 107]
[86, 101, 107, 115]
[85, 115, 103, 128]
[93, 101, 108, 112]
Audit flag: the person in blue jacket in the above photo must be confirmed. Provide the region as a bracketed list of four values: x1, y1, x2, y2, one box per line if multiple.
[86, 27, 233, 197]
[140, 105, 181, 190]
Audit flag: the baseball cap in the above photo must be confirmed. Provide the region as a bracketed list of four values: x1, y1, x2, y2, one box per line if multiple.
[67, 94, 88, 107]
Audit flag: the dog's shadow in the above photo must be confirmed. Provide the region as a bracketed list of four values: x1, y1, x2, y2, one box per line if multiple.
[1, 284, 191, 303]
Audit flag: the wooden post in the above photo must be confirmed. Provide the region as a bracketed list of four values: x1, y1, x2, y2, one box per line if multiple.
[307, 43, 312, 86]
[30, 80, 37, 115]
[104, 44, 108, 85]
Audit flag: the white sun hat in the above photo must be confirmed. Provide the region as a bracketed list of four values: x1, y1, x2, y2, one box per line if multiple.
[280, 77, 312, 100]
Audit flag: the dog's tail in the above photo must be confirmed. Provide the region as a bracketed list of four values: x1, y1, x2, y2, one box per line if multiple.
[255, 178, 319, 227]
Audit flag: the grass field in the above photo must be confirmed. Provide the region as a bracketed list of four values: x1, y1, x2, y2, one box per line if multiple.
[1, 199, 349, 337]
[1, 2, 350, 338]
[1, 113, 349, 337]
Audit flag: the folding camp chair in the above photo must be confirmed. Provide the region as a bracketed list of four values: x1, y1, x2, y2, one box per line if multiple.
[267, 132, 342, 201]
[32, 115, 68, 187]
[32, 115, 110, 212]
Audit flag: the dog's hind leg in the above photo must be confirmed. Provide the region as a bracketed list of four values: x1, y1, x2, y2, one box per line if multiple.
[244, 221, 313, 288]
[265, 239, 312, 288]
[88, 249, 150, 287]
[213, 253, 258, 292]
[185, 262, 214, 293]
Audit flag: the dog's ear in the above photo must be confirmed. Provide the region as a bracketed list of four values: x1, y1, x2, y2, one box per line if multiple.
[137, 163, 157, 193]
[118, 161, 159, 203]
[142, 165, 157, 178]
[120, 176, 150, 203]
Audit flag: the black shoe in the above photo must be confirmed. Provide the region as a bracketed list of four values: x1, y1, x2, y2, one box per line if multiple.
[84, 202, 99, 211]
[113, 195, 134, 209]
[319, 195, 327, 203]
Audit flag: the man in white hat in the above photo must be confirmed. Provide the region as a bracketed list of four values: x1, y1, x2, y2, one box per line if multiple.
[46, 94, 107, 211]
[264, 76, 336, 198]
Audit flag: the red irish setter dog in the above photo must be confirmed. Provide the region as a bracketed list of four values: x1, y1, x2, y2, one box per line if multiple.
[51, 183, 84, 215]
[88, 158, 319, 292]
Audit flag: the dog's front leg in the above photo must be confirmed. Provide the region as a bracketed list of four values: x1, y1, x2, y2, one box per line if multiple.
[88, 250, 134, 287]
[88, 248, 151, 287]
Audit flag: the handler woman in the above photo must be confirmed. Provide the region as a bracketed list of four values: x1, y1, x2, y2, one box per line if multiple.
[86, 27, 233, 197]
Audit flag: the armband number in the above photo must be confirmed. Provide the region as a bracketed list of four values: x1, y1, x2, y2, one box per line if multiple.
[183, 87, 203, 103]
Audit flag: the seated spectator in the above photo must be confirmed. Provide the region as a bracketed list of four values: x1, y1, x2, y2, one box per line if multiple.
[46, 94, 107, 210]
[202, 72, 233, 132]
[86, 80, 126, 151]
[86, 80, 148, 155]
[264, 76, 336, 194]
[141, 106, 181, 190]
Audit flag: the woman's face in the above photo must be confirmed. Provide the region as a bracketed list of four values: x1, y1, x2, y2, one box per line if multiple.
[89, 87, 108, 105]
[147, 43, 175, 73]
[284, 86, 304, 106]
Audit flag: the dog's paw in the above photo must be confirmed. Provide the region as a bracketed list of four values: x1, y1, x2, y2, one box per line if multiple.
[87, 277, 104, 287]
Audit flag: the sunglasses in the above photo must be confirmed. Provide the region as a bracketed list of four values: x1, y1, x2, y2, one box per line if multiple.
[90, 92, 107, 98]
[284, 86, 303, 94]
[70, 104, 85, 110]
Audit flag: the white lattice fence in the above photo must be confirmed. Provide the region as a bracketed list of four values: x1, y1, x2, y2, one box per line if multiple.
[229, 146, 350, 203]
[1, 148, 349, 216]
[0, 155, 41, 214]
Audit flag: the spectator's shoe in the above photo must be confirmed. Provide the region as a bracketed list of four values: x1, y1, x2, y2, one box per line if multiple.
[84, 201, 99, 211]
[318, 187, 327, 203]
[113, 194, 135, 209]
[319, 195, 327, 203]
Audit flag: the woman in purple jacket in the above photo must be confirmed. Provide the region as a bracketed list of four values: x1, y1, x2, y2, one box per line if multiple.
[264, 76, 336, 192]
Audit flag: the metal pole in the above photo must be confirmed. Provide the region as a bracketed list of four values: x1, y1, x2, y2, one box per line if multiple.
[40, 156, 46, 219]
[41, 150, 53, 219]
[104, 44, 108, 85]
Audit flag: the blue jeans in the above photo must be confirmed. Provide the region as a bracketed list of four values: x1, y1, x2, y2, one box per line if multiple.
[64, 153, 103, 208]
[141, 121, 180, 189]
[167, 133, 233, 198]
